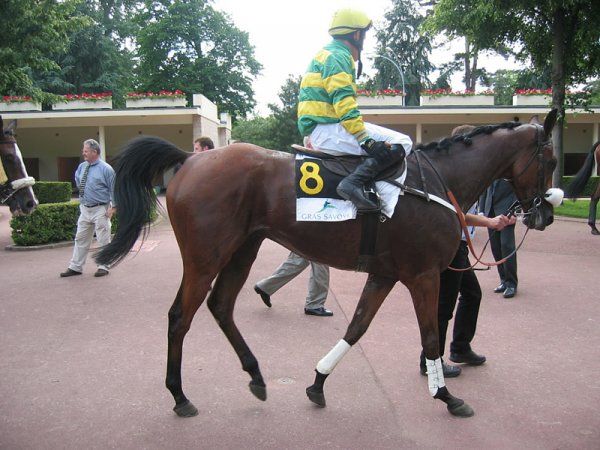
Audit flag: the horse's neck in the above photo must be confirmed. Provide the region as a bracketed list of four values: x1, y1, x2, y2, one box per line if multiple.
[434, 129, 527, 210]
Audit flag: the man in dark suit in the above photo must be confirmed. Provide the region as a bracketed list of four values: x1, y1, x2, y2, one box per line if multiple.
[480, 179, 518, 298]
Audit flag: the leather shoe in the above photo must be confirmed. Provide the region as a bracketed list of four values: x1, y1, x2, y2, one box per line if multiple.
[449, 350, 487, 365]
[60, 268, 82, 278]
[94, 268, 109, 277]
[493, 283, 506, 293]
[503, 286, 516, 298]
[304, 307, 333, 317]
[420, 361, 461, 378]
[254, 285, 271, 307]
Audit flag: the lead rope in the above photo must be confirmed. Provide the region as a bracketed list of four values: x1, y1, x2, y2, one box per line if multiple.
[445, 191, 531, 272]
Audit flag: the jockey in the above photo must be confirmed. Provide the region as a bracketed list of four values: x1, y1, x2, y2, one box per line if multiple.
[298, 8, 413, 212]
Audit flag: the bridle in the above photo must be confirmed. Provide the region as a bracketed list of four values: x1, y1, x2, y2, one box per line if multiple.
[448, 124, 562, 271]
[0, 133, 36, 204]
[502, 124, 554, 221]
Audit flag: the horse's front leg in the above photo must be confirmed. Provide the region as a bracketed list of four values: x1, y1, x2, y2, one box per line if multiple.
[408, 271, 474, 417]
[306, 274, 395, 407]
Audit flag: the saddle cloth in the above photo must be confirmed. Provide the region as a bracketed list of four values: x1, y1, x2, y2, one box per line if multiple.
[295, 153, 407, 222]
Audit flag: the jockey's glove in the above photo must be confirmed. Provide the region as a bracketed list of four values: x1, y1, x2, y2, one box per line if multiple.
[361, 139, 395, 165]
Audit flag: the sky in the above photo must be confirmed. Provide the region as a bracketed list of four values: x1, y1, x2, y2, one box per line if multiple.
[214, 0, 515, 116]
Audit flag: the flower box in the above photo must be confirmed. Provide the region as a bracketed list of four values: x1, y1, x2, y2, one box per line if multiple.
[53, 99, 113, 110]
[512, 95, 551, 106]
[0, 101, 42, 112]
[357, 96, 403, 107]
[125, 97, 187, 108]
[420, 95, 494, 106]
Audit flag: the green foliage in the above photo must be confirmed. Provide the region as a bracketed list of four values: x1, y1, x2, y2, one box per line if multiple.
[30, 1, 136, 108]
[563, 176, 599, 198]
[554, 199, 590, 219]
[232, 75, 303, 151]
[267, 76, 303, 151]
[372, 0, 435, 106]
[232, 116, 279, 150]
[0, 0, 87, 98]
[10, 202, 80, 246]
[32, 182, 73, 204]
[424, 0, 600, 181]
[133, 0, 262, 119]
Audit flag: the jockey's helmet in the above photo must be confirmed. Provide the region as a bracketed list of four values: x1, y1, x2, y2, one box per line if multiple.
[328, 8, 372, 36]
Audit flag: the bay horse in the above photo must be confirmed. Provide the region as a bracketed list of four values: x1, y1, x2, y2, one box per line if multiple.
[0, 116, 37, 215]
[96, 110, 559, 418]
[565, 139, 600, 235]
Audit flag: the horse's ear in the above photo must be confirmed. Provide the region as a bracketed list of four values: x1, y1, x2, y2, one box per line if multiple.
[529, 114, 540, 125]
[7, 119, 17, 133]
[543, 109, 558, 137]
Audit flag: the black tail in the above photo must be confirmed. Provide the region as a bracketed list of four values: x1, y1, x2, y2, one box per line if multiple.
[566, 140, 600, 198]
[95, 136, 190, 267]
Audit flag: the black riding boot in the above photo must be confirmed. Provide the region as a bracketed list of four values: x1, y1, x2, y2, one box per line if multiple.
[336, 157, 382, 212]
[336, 145, 406, 212]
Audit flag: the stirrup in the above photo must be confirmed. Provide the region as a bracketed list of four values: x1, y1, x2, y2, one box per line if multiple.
[354, 189, 381, 214]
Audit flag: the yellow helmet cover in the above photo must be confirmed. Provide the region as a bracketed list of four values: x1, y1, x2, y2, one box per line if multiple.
[328, 8, 372, 36]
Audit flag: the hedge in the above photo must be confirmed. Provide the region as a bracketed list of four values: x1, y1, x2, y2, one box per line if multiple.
[10, 201, 80, 246]
[32, 181, 72, 204]
[562, 176, 599, 197]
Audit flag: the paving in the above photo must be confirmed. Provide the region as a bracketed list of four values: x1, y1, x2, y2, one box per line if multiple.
[1, 201, 599, 450]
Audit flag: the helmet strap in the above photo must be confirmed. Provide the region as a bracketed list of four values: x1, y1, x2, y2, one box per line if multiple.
[357, 56, 364, 78]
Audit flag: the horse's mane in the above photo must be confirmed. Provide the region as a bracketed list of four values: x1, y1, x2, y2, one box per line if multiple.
[416, 121, 522, 153]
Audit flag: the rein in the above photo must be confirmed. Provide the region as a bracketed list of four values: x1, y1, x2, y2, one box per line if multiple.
[445, 192, 531, 272]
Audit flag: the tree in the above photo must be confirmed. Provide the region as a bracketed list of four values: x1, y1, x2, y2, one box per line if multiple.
[424, 0, 600, 185]
[371, 0, 435, 106]
[0, 0, 85, 100]
[233, 75, 303, 151]
[232, 116, 279, 149]
[267, 75, 303, 151]
[134, 0, 262, 119]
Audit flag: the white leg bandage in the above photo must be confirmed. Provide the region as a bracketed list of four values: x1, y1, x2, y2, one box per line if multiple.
[425, 357, 446, 396]
[316, 340, 351, 375]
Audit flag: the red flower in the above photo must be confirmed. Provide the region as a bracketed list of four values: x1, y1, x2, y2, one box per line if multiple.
[1, 95, 33, 103]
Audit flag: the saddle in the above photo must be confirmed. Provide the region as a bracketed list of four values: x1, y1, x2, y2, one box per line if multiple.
[292, 144, 407, 272]
[291, 144, 405, 182]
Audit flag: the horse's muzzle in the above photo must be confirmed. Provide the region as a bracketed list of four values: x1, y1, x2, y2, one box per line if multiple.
[523, 201, 554, 231]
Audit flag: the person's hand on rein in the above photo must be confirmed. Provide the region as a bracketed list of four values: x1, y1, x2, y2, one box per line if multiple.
[490, 214, 517, 230]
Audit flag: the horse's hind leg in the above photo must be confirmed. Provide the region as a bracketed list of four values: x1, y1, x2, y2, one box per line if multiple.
[307, 274, 395, 407]
[166, 274, 214, 417]
[589, 189, 599, 235]
[206, 236, 267, 401]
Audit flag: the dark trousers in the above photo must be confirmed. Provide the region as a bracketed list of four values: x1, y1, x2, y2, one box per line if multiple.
[487, 224, 518, 288]
[420, 241, 482, 366]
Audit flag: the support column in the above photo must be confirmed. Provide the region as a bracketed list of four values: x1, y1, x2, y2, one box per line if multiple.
[98, 126, 107, 161]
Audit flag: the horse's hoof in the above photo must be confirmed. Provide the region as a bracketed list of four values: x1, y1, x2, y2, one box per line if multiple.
[306, 386, 326, 407]
[448, 402, 474, 418]
[591, 228, 599, 235]
[173, 400, 199, 417]
[249, 381, 267, 401]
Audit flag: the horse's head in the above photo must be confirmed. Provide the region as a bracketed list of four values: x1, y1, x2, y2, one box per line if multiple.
[508, 110, 561, 231]
[0, 116, 38, 215]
